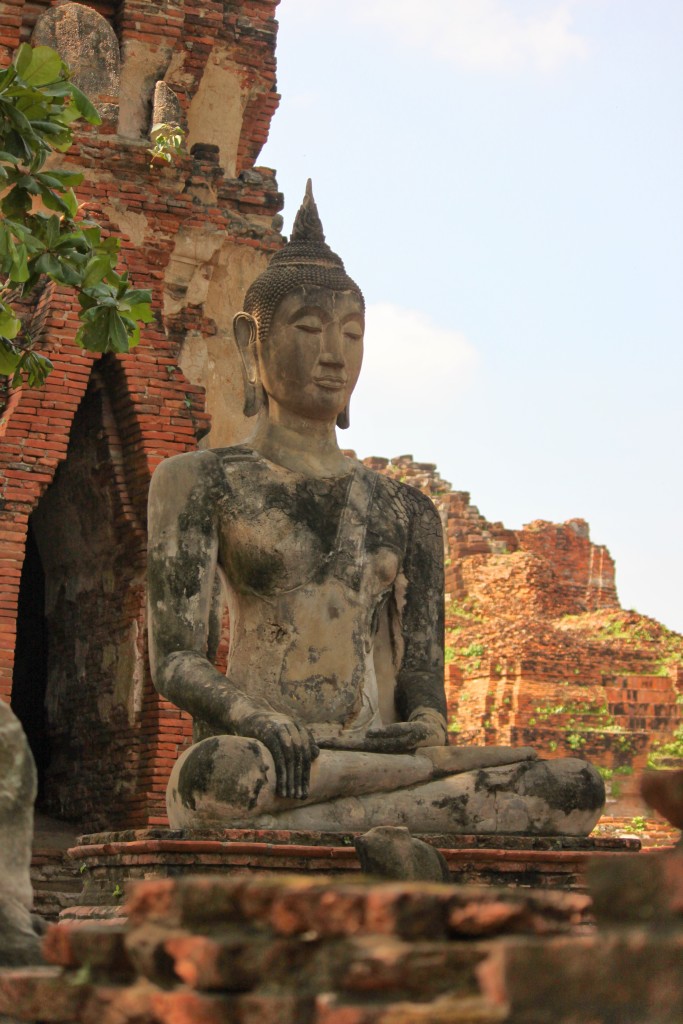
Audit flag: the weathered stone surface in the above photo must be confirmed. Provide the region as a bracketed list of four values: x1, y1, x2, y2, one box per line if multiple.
[148, 184, 605, 837]
[0, 702, 41, 966]
[32, 3, 120, 117]
[355, 827, 450, 882]
[152, 81, 182, 131]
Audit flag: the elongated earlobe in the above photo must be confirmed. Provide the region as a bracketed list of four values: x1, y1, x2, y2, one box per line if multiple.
[233, 312, 266, 417]
[336, 402, 350, 429]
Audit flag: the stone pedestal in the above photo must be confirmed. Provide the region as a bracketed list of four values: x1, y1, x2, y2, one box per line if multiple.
[64, 828, 641, 919]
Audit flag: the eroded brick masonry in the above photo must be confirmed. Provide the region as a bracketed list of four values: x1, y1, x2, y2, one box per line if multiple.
[369, 456, 683, 809]
[1, 0, 284, 829]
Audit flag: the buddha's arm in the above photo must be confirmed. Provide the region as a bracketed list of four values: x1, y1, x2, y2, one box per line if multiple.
[365, 487, 447, 752]
[147, 450, 318, 798]
[148, 450, 252, 725]
[395, 488, 447, 726]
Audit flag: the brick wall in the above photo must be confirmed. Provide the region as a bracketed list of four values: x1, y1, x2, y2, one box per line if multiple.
[2, 861, 683, 1024]
[0, 0, 283, 829]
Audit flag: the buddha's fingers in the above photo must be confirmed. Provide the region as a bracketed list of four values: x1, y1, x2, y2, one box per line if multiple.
[292, 722, 316, 800]
[423, 745, 538, 776]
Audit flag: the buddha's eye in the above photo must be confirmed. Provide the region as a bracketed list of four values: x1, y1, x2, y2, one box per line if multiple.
[295, 321, 323, 334]
[344, 329, 362, 342]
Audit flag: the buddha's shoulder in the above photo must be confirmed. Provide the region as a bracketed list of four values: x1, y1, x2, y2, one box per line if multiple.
[359, 463, 441, 519]
[155, 444, 258, 471]
[151, 445, 260, 491]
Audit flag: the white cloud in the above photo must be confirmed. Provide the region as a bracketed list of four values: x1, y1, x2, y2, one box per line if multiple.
[289, 0, 589, 74]
[343, 303, 477, 461]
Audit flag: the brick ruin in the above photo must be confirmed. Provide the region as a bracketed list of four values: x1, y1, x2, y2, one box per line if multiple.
[3, 862, 683, 1023]
[366, 456, 683, 814]
[1, 0, 284, 830]
[1, 1, 682, 839]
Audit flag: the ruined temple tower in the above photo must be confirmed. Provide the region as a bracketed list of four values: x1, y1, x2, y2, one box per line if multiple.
[0, 0, 284, 829]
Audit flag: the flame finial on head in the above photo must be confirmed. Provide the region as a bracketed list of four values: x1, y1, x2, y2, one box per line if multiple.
[242, 177, 364, 346]
[290, 179, 326, 244]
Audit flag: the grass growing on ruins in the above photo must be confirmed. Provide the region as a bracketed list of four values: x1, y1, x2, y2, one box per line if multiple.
[647, 725, 683, 768]
[445, 598, 483, 622]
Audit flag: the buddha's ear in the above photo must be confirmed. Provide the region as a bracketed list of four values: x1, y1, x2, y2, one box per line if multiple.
[336, 401, 350, 430]
[233, 312, 265, 417]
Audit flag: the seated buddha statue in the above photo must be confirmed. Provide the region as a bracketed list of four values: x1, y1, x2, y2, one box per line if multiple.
[147, 183, 604, 835]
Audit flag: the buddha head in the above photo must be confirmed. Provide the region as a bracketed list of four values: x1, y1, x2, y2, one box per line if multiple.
[234, 181, 364, 429]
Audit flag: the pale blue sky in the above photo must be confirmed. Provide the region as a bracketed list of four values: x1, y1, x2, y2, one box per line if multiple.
[261, 0, 683, 632]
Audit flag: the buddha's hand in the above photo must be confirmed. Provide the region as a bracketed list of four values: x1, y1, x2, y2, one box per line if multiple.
[364, 709, 447, 754]
[240, 711, 320, 800]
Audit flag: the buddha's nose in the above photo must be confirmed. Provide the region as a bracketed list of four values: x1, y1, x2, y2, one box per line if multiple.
[319, 324, 345, 366]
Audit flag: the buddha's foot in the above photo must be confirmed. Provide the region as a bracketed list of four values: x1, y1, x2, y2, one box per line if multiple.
[167, 736, 605, 836]
[422, 744, 537, 775]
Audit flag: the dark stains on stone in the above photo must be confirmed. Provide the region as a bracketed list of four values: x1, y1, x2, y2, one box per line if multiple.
[432, 792, 470, 828]
[177, 737, 219, 811]
[263, 476, 349, 553]
[523, 762, 606, 813]
[226, 541, 285, 596]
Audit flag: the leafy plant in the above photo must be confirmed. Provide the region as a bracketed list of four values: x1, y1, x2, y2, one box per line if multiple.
[647, 725, 683, 768]
[148, 121, 185, 166]
[565, 732, 586, 751]
[461, 642, 486, 659]
[0, 44, 153, 387]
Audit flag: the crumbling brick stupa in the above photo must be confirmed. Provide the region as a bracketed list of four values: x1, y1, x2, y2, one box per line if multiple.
[367, 456, 683, 818]
[1, 0, 284, 830]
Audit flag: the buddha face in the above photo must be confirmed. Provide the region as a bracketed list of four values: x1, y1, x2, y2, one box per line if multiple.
[257, 286, 364, 424]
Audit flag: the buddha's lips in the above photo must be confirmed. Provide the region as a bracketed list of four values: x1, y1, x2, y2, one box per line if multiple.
[314, 377, 347, 389]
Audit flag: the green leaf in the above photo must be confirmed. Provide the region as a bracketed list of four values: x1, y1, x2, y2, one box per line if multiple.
[0, 150, 20, 165]
[9, 242, 29, 282]
[75, 307, 109, 350]
[94, 236, 120, 257]
[121, 288, 153, 306]
[62, 187, 79, 217]
[38, 81, 73, 99]
[37, 186, 70, 215]
[82, 254, 113, 288]
[54, 260, 82, 286]
[45, 214, 61, 249]
[19, 350, 53, 388]
[2, 188, 32, 217]
[0, 309, 21, 340]
[2, 218, 30, 241]
[106, 309, 130, 353]
[129, 302, 155, 324]
[66, 83, 101, 126]
[13, 173, 41, 194]
[20, 47, 65, 88]
[43, 169, 83, 187]
[34, 252, 64, 277]
[2, 101, 34, 138]
[0, 338, 20, 376]
[13, 44, 33, 80]
[82, 225, 102, 247]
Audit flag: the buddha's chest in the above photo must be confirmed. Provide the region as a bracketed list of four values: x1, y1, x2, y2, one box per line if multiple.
[215, 463, 406, 598]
